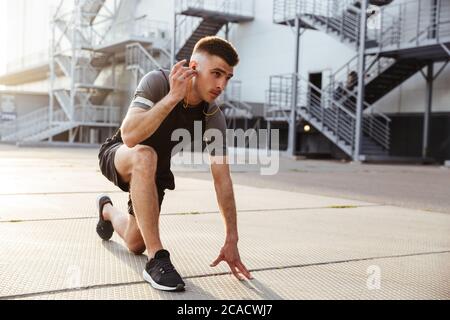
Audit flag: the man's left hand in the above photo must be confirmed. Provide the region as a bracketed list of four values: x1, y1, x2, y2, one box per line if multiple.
[210, 242, 253, 280]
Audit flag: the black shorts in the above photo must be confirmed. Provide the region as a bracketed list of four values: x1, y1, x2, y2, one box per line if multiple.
[98, 140, 165, 216]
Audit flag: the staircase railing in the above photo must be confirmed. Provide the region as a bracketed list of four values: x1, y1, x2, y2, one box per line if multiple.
[273, 0, 300, 24]
[327, 53, 396, 95]
[363, 108, 390, 150]
[1, 107, 48, 140]
[327, 78, 390, 149]
[175, 0, 255, 58]
[219, 80, 253, 119]
[81, 0, 105, 25]
[55, 18, 92, 49]
[94, 17, 169, 47]
[298, 74, 357, 148]
[1, 104, 121, 142]
[13, 112, 52, 141]
[74, 63, 99, 84]
[373, 0, 450, 51]
[54, 90, 73, 119]
[274, 0, 361, 43]
[273, 0, 412, 47]
[72, 105, 121, 124]
[174, 0, 204, 56]
[266, 74, 296, 122]
[126, 42, 164, 75]
[266, 73, 390, 152]
[0, 107, 69, 141]
[176, 0, 254, 17]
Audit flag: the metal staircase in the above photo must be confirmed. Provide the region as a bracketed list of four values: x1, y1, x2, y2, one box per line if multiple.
[1, 0, 172, 144]
[275, 0, 450, 107]
[0, 0, 117, 143]
[82, 0, 106, 25]
[125, 42, 171, 80]
[172, 0, 256, 129]
[176, 19, 226, 62]
[329, 54, 428, 109]
[273, 0, 365, 49]
[270, 0, 450, 158]
[0, 0, 105, 85]
[219, 80, 254, 129]
[174, 0, 255, 62]
[0, 105, 70, 142]
[328, 0, 450, 106]
[266, 73, 390, 157]
[43, 0, 120, 143]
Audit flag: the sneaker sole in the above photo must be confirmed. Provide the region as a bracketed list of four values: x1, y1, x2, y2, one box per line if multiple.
[96, 194, 114, 241]
[143, 270, 185, 292]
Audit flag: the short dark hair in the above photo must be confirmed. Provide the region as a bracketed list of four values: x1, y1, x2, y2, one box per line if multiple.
[192, 36, 239, 67]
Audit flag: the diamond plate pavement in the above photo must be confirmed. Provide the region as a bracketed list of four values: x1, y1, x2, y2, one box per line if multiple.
[0, 145, 449, 300]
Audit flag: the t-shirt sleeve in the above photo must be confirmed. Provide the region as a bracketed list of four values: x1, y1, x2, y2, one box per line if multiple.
[204, 102, 228, 156]
[130, 70, 167, 110]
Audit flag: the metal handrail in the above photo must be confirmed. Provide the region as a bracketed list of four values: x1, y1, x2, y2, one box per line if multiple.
[219, 80, 253, 119]
[273, 0, 418, 49]
[326, 82, 391, 149]
[274, 0, 360, 41]
[125, 43, 164, 74]
[176, 0, 254, 17]
[327, 53, 396, 96]
[1, 107, 69, 141]
[266, 73, 390, 151]
[175, 12, 203, 55]
[175, 0, 230, 55]
[175, 0, 255, 57]
[95, 17, 169, 47]
[6, 104, 121, 141]
[375, 0, 450, 51]
[73, 105, 121, 124]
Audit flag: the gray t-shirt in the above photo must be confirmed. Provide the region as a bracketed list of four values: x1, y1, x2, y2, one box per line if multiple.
[130, 69, 228, 157]
[107, 69, 227, 191]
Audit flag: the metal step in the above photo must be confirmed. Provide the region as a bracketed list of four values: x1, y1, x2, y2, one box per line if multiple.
[54, 90, 72, 118]
[81, 0, 106, 25]
[267, 74, 390, 158]
[365, 59, 427, 104]
[55, 19, 92, 49]
[176, 19, 226, 61]
[23, 122, 76, 142]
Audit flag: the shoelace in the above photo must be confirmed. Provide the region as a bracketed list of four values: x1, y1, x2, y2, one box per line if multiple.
[156, 259, 176, 274]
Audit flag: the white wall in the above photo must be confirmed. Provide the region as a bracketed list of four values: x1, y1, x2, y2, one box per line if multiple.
[228, 0, 355, 103]
[375, 62, 450, 114]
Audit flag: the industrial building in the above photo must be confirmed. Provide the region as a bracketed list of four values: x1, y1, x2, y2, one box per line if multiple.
[0, 0, 449, 163]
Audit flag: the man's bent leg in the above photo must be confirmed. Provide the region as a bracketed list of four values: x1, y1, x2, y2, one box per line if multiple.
[102, 204, 145, 255]
[113, 144, 163, 258]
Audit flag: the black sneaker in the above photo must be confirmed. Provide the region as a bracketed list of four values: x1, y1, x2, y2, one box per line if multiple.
[143, 249, 185, 292]
[96, 194, 114, 241]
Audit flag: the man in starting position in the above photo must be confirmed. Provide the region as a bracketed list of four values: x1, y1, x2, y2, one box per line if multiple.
[97, 36, 252, 292]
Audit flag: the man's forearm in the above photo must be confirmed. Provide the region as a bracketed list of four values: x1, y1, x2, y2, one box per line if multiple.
[214, 178, 239, 243]
[121, 94, 179, 147]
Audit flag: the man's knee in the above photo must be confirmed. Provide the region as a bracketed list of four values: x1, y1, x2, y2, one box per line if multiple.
[128, 241, 146, 255]
[125, 230, 146, 255]
[131, 145, 158, 175]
